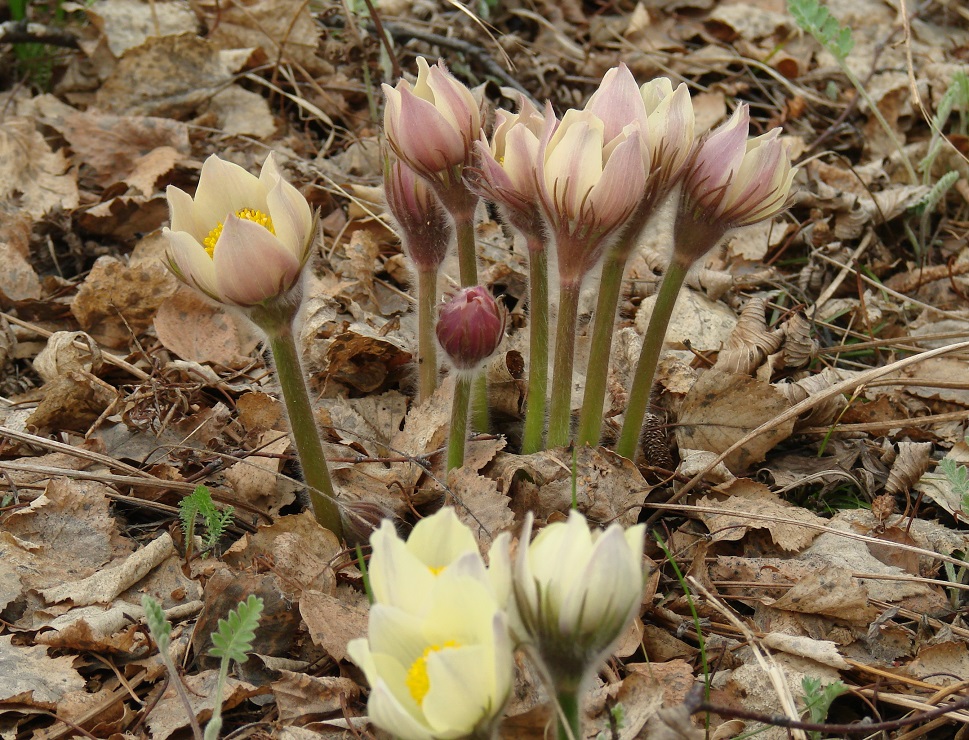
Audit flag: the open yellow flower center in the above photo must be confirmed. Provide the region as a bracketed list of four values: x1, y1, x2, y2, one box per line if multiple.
[405, 640, 459, 704]
[428, 565, 445, 575]
[203, 208, 275, 256]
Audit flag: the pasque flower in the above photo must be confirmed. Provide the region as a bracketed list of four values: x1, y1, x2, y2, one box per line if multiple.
[468, 95, 550, 453]
[436, 286, 506, 373]
[436, 286, 506, 471]
[512, 510, 645, 740]
[469, 94, 546, 239]
[162, 153, 342, 539]
[537, 108, 646, 283]
[163, 153, 314, 308]
[385, 157, 453, 272]
[383, 57, 481, 188]
[512, 511, 645, 680]
[348, 573, 513, 740]
[674, 104, 796, 269]
[576, 68, 696, 447]
[385, 156, 454, 401]
[367, 507, 511, 615]
[616, 104, 797, 460]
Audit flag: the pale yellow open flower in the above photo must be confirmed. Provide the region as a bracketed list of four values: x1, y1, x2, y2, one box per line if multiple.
[348, 573, 513, 740]
[368, 507, 510, 615]
[512, 511, 645, 685]
[163, 153, 314, 307]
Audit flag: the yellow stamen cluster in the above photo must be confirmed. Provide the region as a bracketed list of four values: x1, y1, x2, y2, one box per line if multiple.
[203, 208, 275, 256]
[405, 640, 459, 704]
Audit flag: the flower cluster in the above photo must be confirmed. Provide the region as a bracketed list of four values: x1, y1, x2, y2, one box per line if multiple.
[380, 57, 796, 456]
[349, 507, 645, 740]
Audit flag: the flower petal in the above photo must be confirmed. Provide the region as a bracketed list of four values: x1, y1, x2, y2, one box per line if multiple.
[212, 215, 301, 306]
[167, 185, 205, 240]
[585, 63, 649, 144]
[193, 155, 268, 229]
[163, 229, 220, 300]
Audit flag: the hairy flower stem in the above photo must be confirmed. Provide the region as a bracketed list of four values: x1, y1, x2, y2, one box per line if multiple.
[576, 250, 627, 447]
[451, 207, 490, 435]
[417, 267, 439, 401]
[521, 241, 550, 454]
[547, 281, 581, 448]
[554, 684, 582, 740]
[253, 304, 343, 539]
[454, 216, 479, 287]
[616, 260, 689, 460]
[447, 373, 473, 470]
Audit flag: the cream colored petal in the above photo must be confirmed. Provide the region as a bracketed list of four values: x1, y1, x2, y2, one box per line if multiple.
[369, 523, 437, 613]
[368, 679, 437, 740]
[166, 185, 206, 240]
[266, 178, 314, 261]
[163, 228, 220, 301]
[407, 508, 478, 567]
[194, 155, 269, 228]
[212, 216, 301, 306]
[543, 112, 603, 220]
[423, 645, 496, 736]
[587, 130, 646, 229]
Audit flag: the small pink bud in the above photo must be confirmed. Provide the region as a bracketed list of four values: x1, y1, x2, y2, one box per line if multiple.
[384, 158, 452, 271]
[436, 286, 506, 372]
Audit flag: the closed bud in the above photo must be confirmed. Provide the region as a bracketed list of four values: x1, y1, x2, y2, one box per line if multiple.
[435, 286, 506, 372]
[384, 157, 452, 271]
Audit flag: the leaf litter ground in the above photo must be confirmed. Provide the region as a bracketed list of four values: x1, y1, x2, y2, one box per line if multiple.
[1, 0, 969, 737]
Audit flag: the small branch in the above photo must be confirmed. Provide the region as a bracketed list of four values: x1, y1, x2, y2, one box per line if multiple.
[0, 20, 79, 48]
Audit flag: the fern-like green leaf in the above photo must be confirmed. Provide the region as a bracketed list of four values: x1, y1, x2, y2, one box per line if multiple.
[142, 595, 172, 653]
[788, 0, 854, 60]
[179, 485, 234, 551]
[209, 594, 264, 664]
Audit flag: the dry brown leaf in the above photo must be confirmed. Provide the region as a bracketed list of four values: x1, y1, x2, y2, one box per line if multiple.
[59, 111, 190, 191]
[25, 371, 116, 433]
[906, 641, 969, 686]
[714, 296, 783, 375]
[272, 672, 360, 722]
[676, 369, 795, 472]
[196, 0, 321, 69]
[884, 441, 933, 496]
[33, 331, 103, 382]
[698, 479, 825, 551]
[0, 242, 42, 304]
[447, 465, 515, 546]
[147, 670, 256, 740]
[300, 589, 369, 664]
[770, 566, 877, 623]
[39, 532, 175, 606]
[95, 33, 254, 117]
[224, 433, 297, 518]
[71, 256, 178, 349]
[635, 288, 737, 353]
[0, 118, 79, 218]
[154, 286, 261, 366]
[0, 634, 85, 706]
[206, 86, 277, 139]
[85, 0, 199, 57]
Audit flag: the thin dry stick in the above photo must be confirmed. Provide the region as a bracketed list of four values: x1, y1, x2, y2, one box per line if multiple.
[686, 576, 808, 740]
[652, 502, 969, 571]
[643, 338, 969, 528]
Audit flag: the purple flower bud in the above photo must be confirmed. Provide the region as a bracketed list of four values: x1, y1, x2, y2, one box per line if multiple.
[435, 286, 506, 372]
[384, 157, 452, 271]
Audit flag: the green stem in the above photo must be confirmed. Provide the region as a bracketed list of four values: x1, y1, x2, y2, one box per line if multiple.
[521, 242, 550, 454]
[554, 684, 582, 740]
[616, 260, 689, 460]
[841, 64, 918, 184]
[471, 372, 489, 435]
[547, 280, 581, 449]
[447, 373, 473, 470]
[417, 267, 439, 402]
[264, 322, 343, 539]
[576, 250, 627, 447]
[203, 656, 230, 740]
[455, 214, 479, 288]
